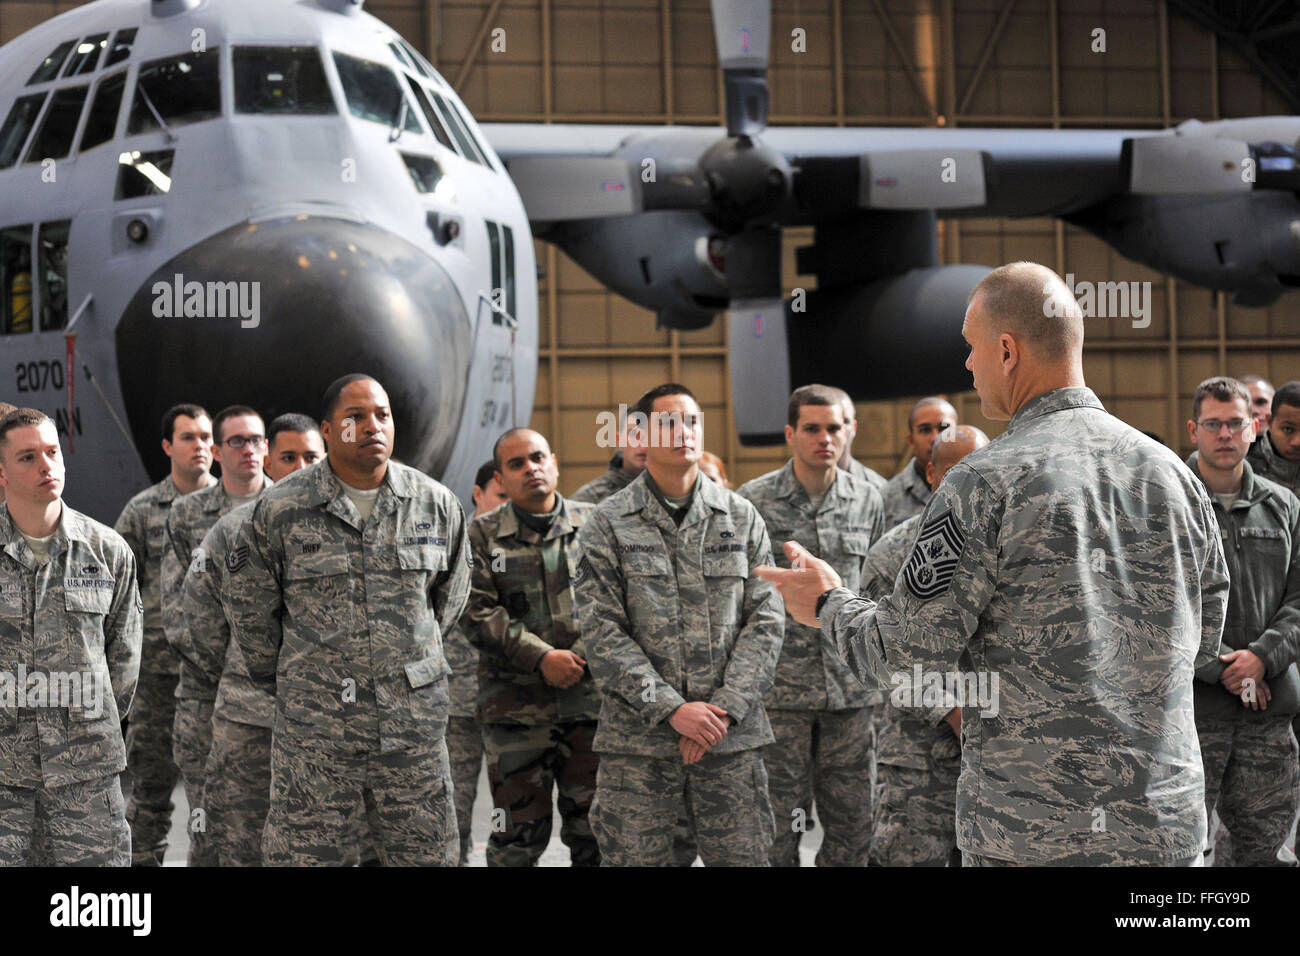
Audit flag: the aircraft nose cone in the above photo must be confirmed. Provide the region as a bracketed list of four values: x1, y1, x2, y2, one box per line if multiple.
[116, 217, 472, 481]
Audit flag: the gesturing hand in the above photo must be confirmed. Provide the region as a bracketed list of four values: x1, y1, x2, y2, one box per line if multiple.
[753, 541, 843, 627]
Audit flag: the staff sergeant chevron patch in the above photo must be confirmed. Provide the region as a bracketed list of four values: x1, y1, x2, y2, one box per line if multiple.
[225, 545, 249, 574]
[902, 509, 965, 599]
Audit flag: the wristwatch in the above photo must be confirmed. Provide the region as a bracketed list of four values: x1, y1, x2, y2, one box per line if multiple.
[815, 588, 834, 619]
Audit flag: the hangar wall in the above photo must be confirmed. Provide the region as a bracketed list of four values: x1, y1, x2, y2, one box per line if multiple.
[3, 0, 1296, 492]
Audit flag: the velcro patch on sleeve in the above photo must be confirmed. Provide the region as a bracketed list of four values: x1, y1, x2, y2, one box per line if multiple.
[902, 509, 966, 600]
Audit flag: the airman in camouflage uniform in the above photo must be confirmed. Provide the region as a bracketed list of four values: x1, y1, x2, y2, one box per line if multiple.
[441, 462, 507, 865]
[227, 375, 471, 866]
[174, 415, 324, 866]
[113, 403, 214, 866]
[1186, 378, 1300, 867]
[759, 265, 1231, 865]
[465, 429, 601, 866]
[859, 426, 988, 867]
[164, 406, 269, 866]
[880, 398, 957, 531]
[737, 385, 884, 867]
[577, 385, 783, 867]
[0, 410, 142, 865]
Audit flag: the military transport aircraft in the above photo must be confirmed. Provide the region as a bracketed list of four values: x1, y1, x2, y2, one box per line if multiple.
[0, 0, 1296, 522]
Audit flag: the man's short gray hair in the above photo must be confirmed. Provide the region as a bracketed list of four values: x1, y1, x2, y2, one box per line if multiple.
[968, 262, 1084, 362]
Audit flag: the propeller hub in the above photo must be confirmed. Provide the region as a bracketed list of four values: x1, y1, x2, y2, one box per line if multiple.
[699, 136, 791, 232]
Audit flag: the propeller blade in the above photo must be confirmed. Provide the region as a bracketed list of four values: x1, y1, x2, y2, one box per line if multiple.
[710, 0, 772, 137]
[728, 297, 790, 444]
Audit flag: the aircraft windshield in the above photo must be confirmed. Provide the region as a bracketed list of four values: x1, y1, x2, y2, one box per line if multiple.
[332, 52, 421, 133]
[404, 76, 455, 152]
[128, 49, 221, 134]
[234, 46, 335, 115]
[0, 93, 47, 168]
[104, 28, 136, 68]
[80, 72, 127, 153]
[63, 34, 108, 77]
[26, 85, 89, 162]
[431, 92, 488, 167]
[27, 40, 76, 85]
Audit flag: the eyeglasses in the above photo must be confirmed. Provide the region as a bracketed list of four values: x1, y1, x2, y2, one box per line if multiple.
[1196, 419, 1249, 435]
[223, 435, 267, 450]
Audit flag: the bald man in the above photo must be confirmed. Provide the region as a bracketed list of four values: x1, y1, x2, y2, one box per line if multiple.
[881, 397, 958, 530]
[463, 428, 600, 866]
[757, 261, 1230, 866]
[1241, 376, 1275, 432]
[859, 425, 988, 867]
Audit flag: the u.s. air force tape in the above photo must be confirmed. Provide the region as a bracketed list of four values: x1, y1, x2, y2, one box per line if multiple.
[902, 509, 965, 599]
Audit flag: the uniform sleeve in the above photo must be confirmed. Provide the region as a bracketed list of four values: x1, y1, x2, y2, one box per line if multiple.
[822, 466, 999, 693]
[225, 500, 284, 688]
[161, 507, 189, 652]
[176, 523, 232, 699]
[709, 508, 785, 726]
[577, 513, 685, 727]
[112, 499, 146, 585]
[464, 519, 555, 672]
[1248, 497, 1300, 677]
[432, 498, 472, 637]
[1193, 496, 1232, 683]
[105, 544, 143, 719]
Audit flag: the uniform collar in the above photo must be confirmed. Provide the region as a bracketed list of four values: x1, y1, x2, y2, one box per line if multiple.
[156, 471, 216, 505]
[624, 469, 730, 528]
[197, 473, 273, 513]
[1185, 452, 1271, 507]
[494, 494, 586, 543]
[0, 502, 86, 569]
[1256, 432, 1300, 476]
[1005, 386, 1104, 435]
[774, 458, 849, 511]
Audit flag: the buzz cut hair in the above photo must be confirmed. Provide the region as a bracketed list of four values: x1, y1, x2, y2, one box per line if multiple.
[1274, 381, 1300, 418]
[321, 373, 380, 422]
[162, 403, 210, 443]
[786, 384, 844, 429]
[267, 413, 320, 448]
[967, 261, 1084, 362]
[0, 407, 53, 447]
[1240, 374, 1273, 390]
[907, 396, 957, 431]
[632, 383, 698, 422]
[212, 405, 263, 445]
[474, 460, 498, 492]
[1192, 376, 1251, 421]
[828, 386, 856, 424]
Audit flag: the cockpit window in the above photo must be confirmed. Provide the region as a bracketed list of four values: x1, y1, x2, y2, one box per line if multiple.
[234, 47, 335, 115]
[1, 226, 33, 334]
[27, 40, 76, 85]
[399, 39, 436, 81]
[404, 76, 454, 152]
[332, 52, 421, 133]
[104, 28, 137, 68]
[25, 85, 89, 162]
[431, 92, 488, 167]
[79, 71, 127, 153]
[0, 93, 48, 169]
[387, 41, 413, 72]
[63, 34, 108, 77]
[128, 49, 222, 135]
[116, 149, 174, 200]
[401, 152, 445, 194]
